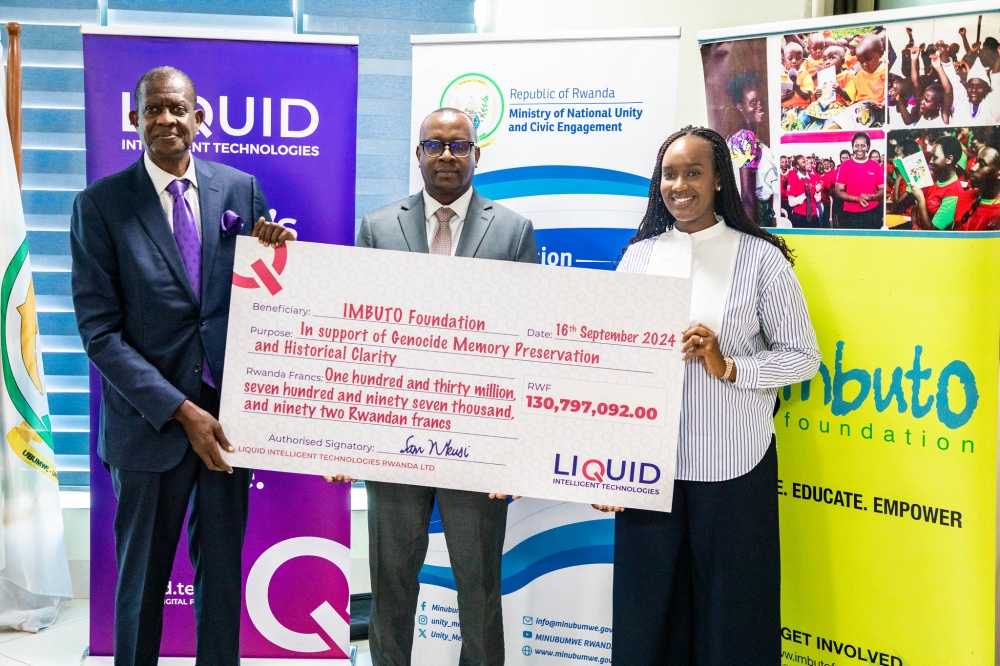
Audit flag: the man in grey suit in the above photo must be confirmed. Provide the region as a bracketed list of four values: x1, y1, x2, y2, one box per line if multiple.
[356, 108, 538, 665]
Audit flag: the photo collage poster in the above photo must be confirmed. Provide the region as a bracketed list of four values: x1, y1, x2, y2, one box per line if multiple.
[700, 10, 1000, 232]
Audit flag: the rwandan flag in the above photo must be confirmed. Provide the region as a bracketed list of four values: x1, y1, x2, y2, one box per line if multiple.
[0, 65, 72, 631]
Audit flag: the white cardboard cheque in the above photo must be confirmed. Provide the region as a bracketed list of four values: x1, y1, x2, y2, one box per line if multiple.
[220, 238, 691, 510]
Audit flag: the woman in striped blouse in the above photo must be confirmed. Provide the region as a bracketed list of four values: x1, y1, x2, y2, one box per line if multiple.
[595, 126, 821, 665]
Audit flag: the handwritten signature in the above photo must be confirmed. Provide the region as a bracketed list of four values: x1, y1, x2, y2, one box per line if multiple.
[400, 435, 470, 459]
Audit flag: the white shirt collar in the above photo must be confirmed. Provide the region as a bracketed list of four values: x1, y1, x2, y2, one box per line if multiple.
[423, 186, 474, 223]
[668, 215, 730, 244]
[144, 151, 199, 195]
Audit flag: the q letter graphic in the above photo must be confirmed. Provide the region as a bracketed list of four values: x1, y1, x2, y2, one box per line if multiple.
[233, 243, 287, 295]
[245, 536, 351, 654]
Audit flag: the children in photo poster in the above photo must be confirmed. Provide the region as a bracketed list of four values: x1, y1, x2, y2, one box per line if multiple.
[853, 34, 889, 107]
[700, 38, 779, 226]
[887, 125, 1000, 230]
[781, 154, 824, 227]
[887, 14, 1000, 128]
[781, 41, 815, 112]
[779, 130, 885, 229]
[704, 15, 1000, 232]
[780, 27, 886, 132]
[817, 46, 854, 107]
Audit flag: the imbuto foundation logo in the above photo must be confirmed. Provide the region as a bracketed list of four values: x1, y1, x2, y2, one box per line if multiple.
[440, 73, 504, 147]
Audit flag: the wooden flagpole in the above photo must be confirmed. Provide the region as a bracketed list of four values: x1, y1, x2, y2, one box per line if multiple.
[5, 22, 22, 190]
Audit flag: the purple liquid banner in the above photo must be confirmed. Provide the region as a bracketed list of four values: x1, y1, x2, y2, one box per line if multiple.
[82, 32, 358, 661]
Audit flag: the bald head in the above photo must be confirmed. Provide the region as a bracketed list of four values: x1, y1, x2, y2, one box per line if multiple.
[419, 108, 477, 143]
[823, 45, 846, 70]
[855, 33, 884, 58]
[807, 33, 826, 59]
[855, 33, 885, 73]
[783, 41, 804, 71]
[783, 42, 804, 58]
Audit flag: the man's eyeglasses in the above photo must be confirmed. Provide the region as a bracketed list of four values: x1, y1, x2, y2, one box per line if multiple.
[420, 140, 476, 158]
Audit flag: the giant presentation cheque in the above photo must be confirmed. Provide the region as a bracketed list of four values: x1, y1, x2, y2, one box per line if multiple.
[220, 238, 690, 510]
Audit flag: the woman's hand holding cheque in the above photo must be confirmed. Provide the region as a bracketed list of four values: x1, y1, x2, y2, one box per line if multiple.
[681, 323, 735, 381]
[323, 474, 357, 483]
[592, 324, 735, 515]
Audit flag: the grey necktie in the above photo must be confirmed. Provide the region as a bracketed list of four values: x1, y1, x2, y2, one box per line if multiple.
[430, 207, 456, 256]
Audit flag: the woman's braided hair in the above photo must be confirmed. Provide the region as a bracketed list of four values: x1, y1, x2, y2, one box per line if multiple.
[625, 125, 795, 265]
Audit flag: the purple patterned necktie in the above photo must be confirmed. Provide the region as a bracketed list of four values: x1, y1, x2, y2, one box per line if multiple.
[166, 178, 215, 388]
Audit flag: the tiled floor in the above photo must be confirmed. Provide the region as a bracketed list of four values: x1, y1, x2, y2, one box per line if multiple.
[0, 601, 372, 665]
[353, 642, 372, 666]
[0, 600, 88, 666]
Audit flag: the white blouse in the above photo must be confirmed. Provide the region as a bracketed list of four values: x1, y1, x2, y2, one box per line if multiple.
[618, 222, 821, 482]
[646, 216, 740, 336]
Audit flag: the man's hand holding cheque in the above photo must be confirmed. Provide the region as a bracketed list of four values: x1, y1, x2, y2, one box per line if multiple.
[253, 216, 296, 248]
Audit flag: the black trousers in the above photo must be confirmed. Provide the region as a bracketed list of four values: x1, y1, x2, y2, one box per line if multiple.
[110, 384, 250, 666]
[838, 208, 882, 229]
[612, 441, 779, 666]
[366, 482, 508, 666]
[789, 211, 821, 228]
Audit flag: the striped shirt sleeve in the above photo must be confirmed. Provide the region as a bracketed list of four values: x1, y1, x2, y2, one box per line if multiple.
[616, 238, 654, 273]
[732, 259, 821, 390]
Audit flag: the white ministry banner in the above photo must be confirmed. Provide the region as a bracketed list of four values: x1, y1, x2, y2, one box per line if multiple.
[410, 28, 680, 271]
[413, 499, 615, 666]
[219, 238, 689, 510]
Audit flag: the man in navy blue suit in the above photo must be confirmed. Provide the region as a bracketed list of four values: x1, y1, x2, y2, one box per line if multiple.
[71, 66, 293, 666]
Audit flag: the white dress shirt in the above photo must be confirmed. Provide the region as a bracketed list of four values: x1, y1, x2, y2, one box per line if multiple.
[423, 186, 473, 256]
[618, 220, 820, 482]
[645, 216, 740, 335]
[144, 151, 203, 242]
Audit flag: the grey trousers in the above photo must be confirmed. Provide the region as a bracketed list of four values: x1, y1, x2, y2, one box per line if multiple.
[366, 481, 508, 666]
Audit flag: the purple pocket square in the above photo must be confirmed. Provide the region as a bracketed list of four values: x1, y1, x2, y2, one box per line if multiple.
[221, 210, 243, 235]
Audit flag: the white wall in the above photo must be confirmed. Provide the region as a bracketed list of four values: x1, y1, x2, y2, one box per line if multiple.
[492, 0, 817, 129]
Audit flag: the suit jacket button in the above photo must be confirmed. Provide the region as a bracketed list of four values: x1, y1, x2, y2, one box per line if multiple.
[194, 364, 202, 373]
[200, 320, 207, 327]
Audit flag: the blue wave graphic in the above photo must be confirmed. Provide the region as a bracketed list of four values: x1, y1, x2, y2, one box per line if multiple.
[502, 545, 613, 595]
[429, 504, 444, 534]
[473, 165, 650, 200]
[418, 519, 614, 594]
[418, 568, 456, 589]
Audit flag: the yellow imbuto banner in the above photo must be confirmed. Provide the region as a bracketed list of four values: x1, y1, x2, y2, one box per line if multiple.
[698, 1, 1000, 659]
[775, 231, 1000, 665]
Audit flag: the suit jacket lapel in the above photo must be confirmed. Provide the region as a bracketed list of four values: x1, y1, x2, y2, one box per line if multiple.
[455, 190, 493, 258]
[196, 158, 222, 307]
[126, 158, 199, 304]
[398, 192, 428, 253]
